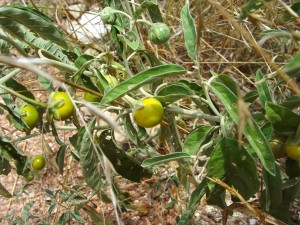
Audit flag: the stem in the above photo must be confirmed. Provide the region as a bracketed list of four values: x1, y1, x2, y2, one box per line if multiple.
[0, 84, 47, 108]
[113, 9, 132, 20]
[0, 68, 22, 85]
[165, 105, 220, 122]
[133, 19, 152, 27]
[18, 58, 92, 76]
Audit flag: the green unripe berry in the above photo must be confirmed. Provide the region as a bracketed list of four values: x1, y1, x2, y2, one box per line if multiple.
[148, 23, 170, 44]
[101, 7, 115, 24]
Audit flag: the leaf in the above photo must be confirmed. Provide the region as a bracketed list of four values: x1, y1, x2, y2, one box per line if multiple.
[265, 102, 300, 134]
[0, 155, 11, 175]
[97, 130, 153, 182]
[143, 0, 163, 23]
[280, 51, 300, 78]
[4, 77, 35, 99]
[178, 180, 207, 225]
[210, 81, 276, 175]
[58, 212, 68, 225]
[134, 0, 157, 19]
[183, 125, 215, 155]
[141, 152, 191, 167]
[74, 54, 94, 69]
[215, 74, 239, 96]
[136, 50, 162, 66]
[111, 26, 123, 55]
[21, 200, 35, 222]
[260, 165, 282, 212]
[255, 70, 273, 106]
[0, 6, 67, 48]
[207, 138, 260, 200]
[155, 83, 194, 105]
[270, 178, 300, 224]
[239, 0, 273, 20]
[0, 136, 29, 176]
[79, 119, 103, 191]
[0, 17, 71, 64]
[100, 64, 186, 105]
[38, 76, 55, 92]
[71, 208, 85, 223]
[118, 31, 140, 50]
[181, 3, 197, 60]
[82, 205, 114, 225]
[56, 145, 66, 175]
[243, 90, 259, 103]
[280, 96, 300, 110]
[0, 182, 12, 198]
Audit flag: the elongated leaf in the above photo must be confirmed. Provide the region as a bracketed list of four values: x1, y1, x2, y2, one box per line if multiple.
[183, 125, 215, 155]
[141, 0, 163, 22]
[134, 0, 157, 19]
[256, 70, 272, 106]
[5, 78, 35, 99]
[0, 137, 29, 176]
[79, 119, 102, 191]
[215, 75, 239, 96]
[155, 83, 194, 104]
[239, 0, 273, 20]
[0, 155, 11, 175]
[97, 130, 152, 182]
[280, 96, 300, 109]
[178, 180, 207, 225]
[82, 205, 114, 225]
[280, 51, 300, 78]
[100, 64, 186, 105]
[0, 6, 67, 48]
[244, 90, 259, 103]
[207, 138, 260, 200]
[181, 3, 197, 60]
[270, 178, 300, 224]
[210, 81, 276, 175]
[0, 17, 70, 64]
[56, 145, 66, 175]
[118, 31, 140, 50]
[21, 200, 35, 222]
[0, 182, 12, 198]
[265, 102, 300, 134]
[142, 152, 191, 167]
[0, 88, 28, 131]
[260, 165, 282, 212]
[38, 76, 55, 92]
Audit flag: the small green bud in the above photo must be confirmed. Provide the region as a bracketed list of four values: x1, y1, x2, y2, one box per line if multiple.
[101, 7, 115, 24]
[148, 23, 170, 44]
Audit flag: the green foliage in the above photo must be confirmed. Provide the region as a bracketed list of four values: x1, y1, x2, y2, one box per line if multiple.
[0, 1, 299, 224]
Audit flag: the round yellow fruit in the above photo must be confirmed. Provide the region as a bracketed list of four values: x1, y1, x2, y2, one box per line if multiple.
[53, 92, 74, 120]
[32, 155, 46, 170]
[133, 97, 164, 128]
[285, 136, 300, 161]
[20, 104, 39, 130]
